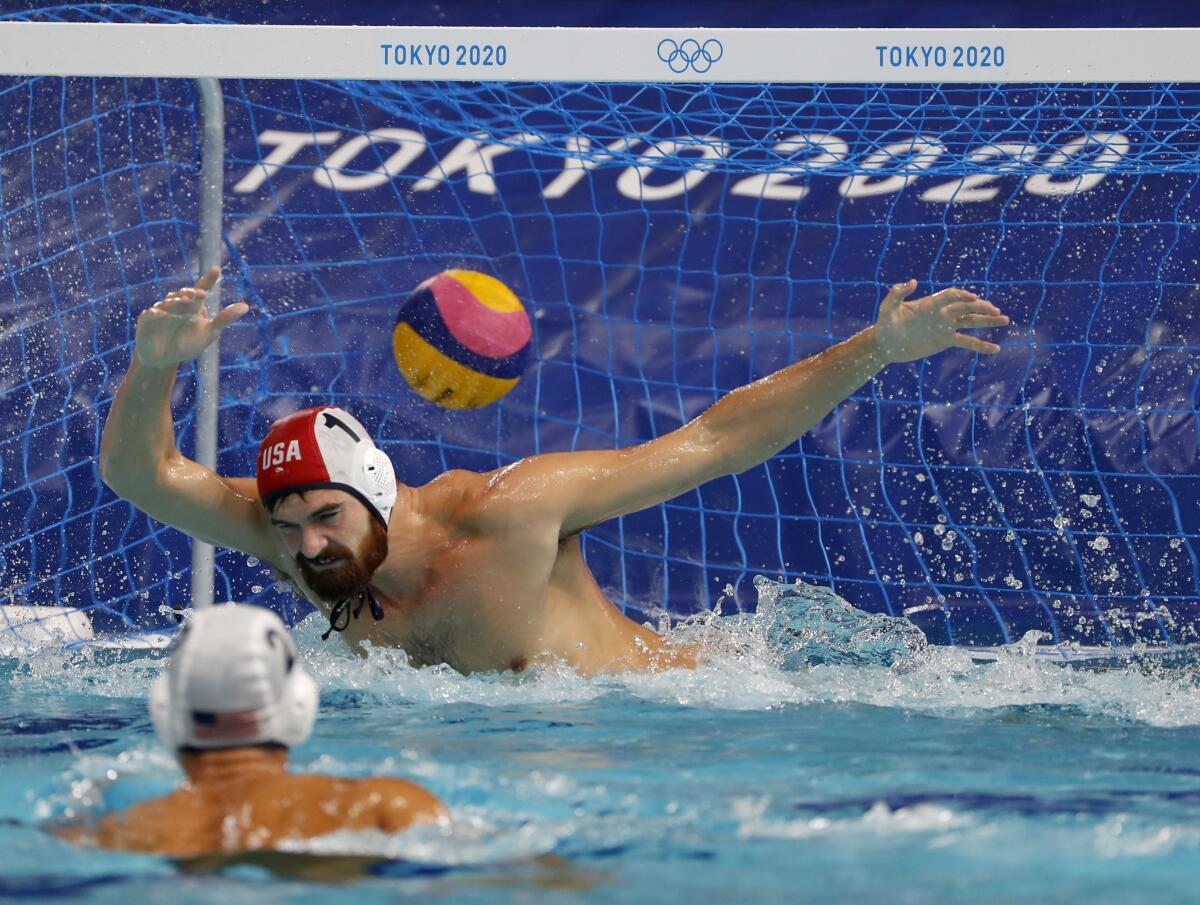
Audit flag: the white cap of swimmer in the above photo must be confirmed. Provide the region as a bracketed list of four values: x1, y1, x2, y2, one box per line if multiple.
[149, 604, 317, 752]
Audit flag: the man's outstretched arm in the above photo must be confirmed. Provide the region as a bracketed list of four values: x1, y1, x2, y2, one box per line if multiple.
[483, 280, 1009, 536]
[99, 268, 279, 563]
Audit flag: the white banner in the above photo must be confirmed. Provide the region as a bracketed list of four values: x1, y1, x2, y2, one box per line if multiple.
[0, 23, 1196, 82]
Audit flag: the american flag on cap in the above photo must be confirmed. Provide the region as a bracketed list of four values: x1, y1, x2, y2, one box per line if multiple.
[191, 708, 260, 740]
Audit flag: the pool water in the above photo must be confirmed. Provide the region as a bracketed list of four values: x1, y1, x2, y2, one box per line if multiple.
[2, 579, 1199, 904]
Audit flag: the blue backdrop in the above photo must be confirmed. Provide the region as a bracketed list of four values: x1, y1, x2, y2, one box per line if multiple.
[2, 4, 1199, 650]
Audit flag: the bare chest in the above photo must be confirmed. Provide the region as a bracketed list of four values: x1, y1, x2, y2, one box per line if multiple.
[333, 533, 562, 672]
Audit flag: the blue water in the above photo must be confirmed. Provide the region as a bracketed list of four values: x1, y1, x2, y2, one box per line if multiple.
[3, 580, 1200, 904]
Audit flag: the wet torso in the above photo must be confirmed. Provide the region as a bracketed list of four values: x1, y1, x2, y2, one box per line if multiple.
[286, 470, 690, 675]
[88, 775, 440, 857]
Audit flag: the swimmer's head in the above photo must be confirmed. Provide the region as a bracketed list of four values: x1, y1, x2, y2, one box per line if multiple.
[150, 604, 317, 754]
[256, 406, 396, 527]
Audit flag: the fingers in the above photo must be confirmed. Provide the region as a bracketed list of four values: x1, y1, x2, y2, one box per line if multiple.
[953, 333, 1002, 354]
[155, 282, 249, 334]
[195, 266, 221, 292]
[881, 278, 917, 308]
[952, 313, 1010, 329]
[159, 265, 221, 310]
[211, 302, 250, 332]
[942, 298, 1009, 330]
[930, 287, 980, 309]
[942, 300, 1002, 318]
[159, 287, 207, 313]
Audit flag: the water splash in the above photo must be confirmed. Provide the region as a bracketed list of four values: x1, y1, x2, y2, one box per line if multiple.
[732, 796, 972, 840]
[275, 811, 563, 863]
[750, 576, 928, 669]
[4, 579, 1200, 726]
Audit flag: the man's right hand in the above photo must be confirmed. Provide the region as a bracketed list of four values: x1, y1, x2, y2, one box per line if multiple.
[134, 267, 249, 367]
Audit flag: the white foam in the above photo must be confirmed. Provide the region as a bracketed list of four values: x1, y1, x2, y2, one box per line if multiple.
[733, 796, 972, 840]
[0, 605, 93, 655]
[7, 591, 1200, 728]
[732, 797, 1200, 864]
[33, 745, 179, 823]
[4, 643, 168, 699]
[1094, 813, 1200, 858]
[275, 809, 564, 863]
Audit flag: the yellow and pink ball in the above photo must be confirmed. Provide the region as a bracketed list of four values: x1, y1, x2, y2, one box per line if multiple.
[392, 270, 532, 409]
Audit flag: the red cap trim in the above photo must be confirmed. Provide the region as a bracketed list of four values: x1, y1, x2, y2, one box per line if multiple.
[256, 408, 331, 504]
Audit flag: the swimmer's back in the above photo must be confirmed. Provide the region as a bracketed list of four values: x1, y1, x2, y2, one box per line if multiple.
[91, 774, 445, 857]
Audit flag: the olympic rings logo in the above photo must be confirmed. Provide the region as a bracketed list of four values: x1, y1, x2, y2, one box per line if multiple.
[656, 38, 724, 75]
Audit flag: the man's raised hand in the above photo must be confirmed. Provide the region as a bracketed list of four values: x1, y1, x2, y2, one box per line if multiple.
[134, 267, 249, 367]
[871, 279, 1010, 365]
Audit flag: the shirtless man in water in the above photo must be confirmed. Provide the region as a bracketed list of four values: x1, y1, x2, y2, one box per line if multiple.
[59, 604, 445, 858]
[100, 267, 1008, 674]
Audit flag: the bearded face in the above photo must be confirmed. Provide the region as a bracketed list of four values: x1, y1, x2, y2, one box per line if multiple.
[294, 515, 388, 603]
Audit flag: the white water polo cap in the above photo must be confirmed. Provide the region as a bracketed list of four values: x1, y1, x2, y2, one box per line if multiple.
[256, 406, 397, 526]
[150, 604, 317, 752]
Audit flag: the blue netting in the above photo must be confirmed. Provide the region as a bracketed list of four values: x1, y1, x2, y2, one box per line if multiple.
[3, 4, 1200, 647]
[348, 81, 1200, 176]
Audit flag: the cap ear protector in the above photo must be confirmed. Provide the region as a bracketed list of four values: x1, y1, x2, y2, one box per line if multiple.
[150, 604, 318, 754]
[256, 406, 397, 526]
[358, 444, 397, 515]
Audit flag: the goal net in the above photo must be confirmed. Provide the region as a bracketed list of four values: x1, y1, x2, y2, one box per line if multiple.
[3, 4, 1199, 649]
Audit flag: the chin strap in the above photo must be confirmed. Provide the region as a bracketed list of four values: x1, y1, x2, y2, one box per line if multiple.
[321, 586, 386, 641]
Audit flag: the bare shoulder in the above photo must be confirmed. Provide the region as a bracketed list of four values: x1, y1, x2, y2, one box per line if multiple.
[354, 777, 447, 830]
[113, 788, 201, 823]
[270, 774, 446, 832]
[417, 469, 490, 522]
[93, 789, 203, 851]
[355, 776, 444, 807]
[426, 468, 489, 497]
[262, 773, 436, 807]
[466, 451, 606, 533]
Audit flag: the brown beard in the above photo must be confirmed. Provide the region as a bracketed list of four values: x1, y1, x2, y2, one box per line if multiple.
[294, 518, 389, 603]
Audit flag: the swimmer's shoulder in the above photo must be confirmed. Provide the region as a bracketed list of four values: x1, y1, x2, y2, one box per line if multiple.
[264, 774, 447, 833]
[416, 469, 491, 526]
[92, 788, 209, 854]
[423, 468, 488, 497]
[350, 776, 447, 830]
[437, 459, 569, 537]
